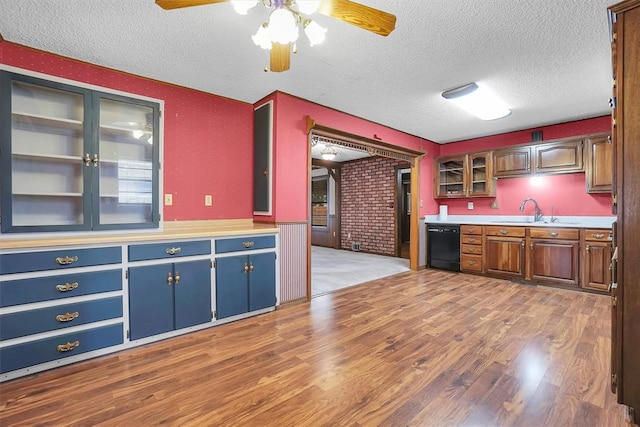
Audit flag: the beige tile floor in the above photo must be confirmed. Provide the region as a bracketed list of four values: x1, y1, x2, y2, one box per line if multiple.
[311, 245, 410, 296]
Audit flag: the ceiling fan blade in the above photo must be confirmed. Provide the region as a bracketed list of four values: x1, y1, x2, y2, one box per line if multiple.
[155, 0, 229, 10]
[270, 43, 291, 73]
[318, 0, 396, 36]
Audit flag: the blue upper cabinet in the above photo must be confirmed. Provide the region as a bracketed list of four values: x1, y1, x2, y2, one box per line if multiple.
[0, 71, 160, 233]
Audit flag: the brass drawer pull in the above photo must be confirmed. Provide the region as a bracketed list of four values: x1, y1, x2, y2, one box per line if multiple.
[56, 312, 79, 322]
[468, 238, 476, 243]
[55, 256, 78, 265]
[499, 229, 508, 235]
[548, 232, 559, 237]
[55, 282, 79, 292]
[166, 247, 181, 255]
[467, 261, 476, 266]
[468, 228, 475, 233]
[468, 248, 475, 253]
[57, 341, 80, 352]
[243, 241, 255, 248]
[592, 233, 605, 239]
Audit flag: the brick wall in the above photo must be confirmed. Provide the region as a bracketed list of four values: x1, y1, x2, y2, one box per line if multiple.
[341, 157, 410, 256]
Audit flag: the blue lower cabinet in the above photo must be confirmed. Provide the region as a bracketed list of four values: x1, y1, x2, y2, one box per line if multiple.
[215, 252, 276, 319]
[215, 256, 250, 319]
[0, 297, 123, 340]
[248, 252, 277, 312]
[128, 259, 211, 340]
[0, 323, 123, 374]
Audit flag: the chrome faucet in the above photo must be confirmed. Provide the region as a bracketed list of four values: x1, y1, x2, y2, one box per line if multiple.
[519, 198, 544, 222]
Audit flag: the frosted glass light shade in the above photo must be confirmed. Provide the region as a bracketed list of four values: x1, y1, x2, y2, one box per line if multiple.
[296, 0, 321, 15]
[268, 8, 299, 44]
[231, 0, 258, 15]
[252, 24, 272, 49]
[304, 20, 327, 46]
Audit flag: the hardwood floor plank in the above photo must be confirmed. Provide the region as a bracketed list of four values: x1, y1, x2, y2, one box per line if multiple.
[0, 269, 628, 426]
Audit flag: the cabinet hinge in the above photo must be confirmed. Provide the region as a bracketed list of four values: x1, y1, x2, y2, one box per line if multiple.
[212, 259, 216, 268]
[158, 161, 161, 170]
[612, 295, 617, 307]
[611, 373, 617, 388]
[612, 195, 617, 205]
[213, 310, 216, 319]
[159, 110, 162, 117]
[126, 330, 130, 339]
[126, 269, 129, 279]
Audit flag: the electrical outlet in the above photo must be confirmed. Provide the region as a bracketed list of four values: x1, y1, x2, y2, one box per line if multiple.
[467, 202, 474, 210]
[348, 232, 351, 239]
[491, 200, 499, 209]
[164, 194, 173, 206]
[205, 195, 212, 206]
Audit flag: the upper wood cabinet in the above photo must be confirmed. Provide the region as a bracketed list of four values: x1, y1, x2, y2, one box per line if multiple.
[434, 152, 496, 198]
[493, 146, 532, 177]
[533, 139, 584, 174]
[493, 137, 587, 178]
[585, 133, 613, 193]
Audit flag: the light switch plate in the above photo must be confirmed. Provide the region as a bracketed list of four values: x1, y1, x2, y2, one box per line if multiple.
[164, 194, 173, 206]
[205, 195, 212, 206]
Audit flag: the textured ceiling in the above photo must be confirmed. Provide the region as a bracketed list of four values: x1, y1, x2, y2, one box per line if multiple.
[0, 0, 614, 143]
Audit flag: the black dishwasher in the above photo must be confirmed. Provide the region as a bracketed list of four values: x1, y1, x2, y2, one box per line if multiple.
[426, 223, 461, 272]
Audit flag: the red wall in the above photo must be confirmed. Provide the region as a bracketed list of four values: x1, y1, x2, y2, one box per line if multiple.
[0, 40, 254, 221]
[437, 116, 612, 216]
[259, 92, 440, 223]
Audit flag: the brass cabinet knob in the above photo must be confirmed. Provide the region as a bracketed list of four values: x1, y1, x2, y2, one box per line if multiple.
[167, 272, 174, 285]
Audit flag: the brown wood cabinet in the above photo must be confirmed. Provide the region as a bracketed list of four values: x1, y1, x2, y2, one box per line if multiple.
[460, 224, 483, 273]
[493, 137, 585, 178]
[581, 228, 612, 292]
[585, 133, 613, 193]
[609, 0, 640, 421]
[434, 152, 495, 198]
[527, 227, 580, 287]
[493, 146, 531, 177]
[533, 139, 584, 174]
[484, 226, 525, 278]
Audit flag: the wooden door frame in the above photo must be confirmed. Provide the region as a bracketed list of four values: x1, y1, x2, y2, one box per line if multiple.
[305, 116, 425, 301]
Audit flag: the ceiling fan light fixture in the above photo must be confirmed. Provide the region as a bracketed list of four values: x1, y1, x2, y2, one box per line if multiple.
[304, 19, 327, 46]
[296, 0, 321, 15]
[442, 82, 511, 121]
[252, 24, 272, 49]
[268, 7, 299, 44]
[231, 0, 259, 15]
[321, 144, 338, 160]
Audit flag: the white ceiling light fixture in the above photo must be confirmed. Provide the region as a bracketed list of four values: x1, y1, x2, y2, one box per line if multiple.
[442, 82, 511, 121]
[242, 0, 326, 53]
[321, 143, 338, 160]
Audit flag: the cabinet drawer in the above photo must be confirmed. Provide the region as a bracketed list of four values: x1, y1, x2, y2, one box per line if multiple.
[0, 323, 123, 374]
[584, 229, 612, 241]
[0, 269, 122, 307]
[0, 247, 121, 275]
[461, 254, 483, 272]
[461, 225, 482, 235]
[530, 228, 579, 240]
[485, 226, 525, 237]
[1, 297, 123, 340]
[461, 235, 482, 245]
[215, 235, 275, 254]
[128, 240, 211, 261]
[462, 244, 482, 255]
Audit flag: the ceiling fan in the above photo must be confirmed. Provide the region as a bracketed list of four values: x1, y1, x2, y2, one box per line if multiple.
[155, 0, 396, 72]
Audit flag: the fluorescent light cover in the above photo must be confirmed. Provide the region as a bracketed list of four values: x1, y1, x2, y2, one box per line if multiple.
[442, 83, 511, 121]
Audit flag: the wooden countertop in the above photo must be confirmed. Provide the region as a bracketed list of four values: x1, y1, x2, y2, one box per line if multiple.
[0, 220, 279, 250]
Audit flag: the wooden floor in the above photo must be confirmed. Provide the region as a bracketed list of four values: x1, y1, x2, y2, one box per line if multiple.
[0, 269, 629, 426]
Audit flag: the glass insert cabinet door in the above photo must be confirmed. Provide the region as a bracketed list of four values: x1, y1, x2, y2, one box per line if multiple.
[0, 71, 160, 233]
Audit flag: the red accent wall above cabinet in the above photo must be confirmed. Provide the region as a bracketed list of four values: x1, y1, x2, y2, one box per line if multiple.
[0, 40, 254, 221]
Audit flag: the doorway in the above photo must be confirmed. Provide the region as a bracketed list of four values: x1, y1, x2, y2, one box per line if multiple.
[396, 167, 411, 259]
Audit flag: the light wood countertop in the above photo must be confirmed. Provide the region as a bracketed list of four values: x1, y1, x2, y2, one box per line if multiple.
[0, 220, 279, 250]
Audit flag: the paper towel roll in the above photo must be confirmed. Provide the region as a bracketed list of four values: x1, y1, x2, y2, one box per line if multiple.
[439, 205, 448, 221]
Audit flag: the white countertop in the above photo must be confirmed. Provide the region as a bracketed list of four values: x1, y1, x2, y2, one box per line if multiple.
[424, 215, 616, 229]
